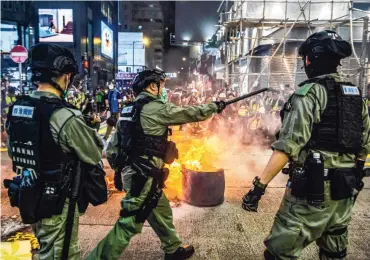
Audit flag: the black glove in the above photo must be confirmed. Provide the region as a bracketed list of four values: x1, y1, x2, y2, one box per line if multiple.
[3, 176, 21, 207]
[242, 176, 267, 212]
[214, 101, 226, 113]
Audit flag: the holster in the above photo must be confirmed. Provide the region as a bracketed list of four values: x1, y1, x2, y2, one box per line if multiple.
[130, 162, 149, 197]
[163, 141, 179, 164]
[329, 169, 357, 200]
[135, 179, 162, 223]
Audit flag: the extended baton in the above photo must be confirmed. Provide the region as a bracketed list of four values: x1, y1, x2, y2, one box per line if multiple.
[224, 88, 271, 106]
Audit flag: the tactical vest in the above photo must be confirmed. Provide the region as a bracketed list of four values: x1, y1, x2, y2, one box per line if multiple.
[7, 95, 74, 174]
[301, 77, 363, 154]
[119, 96, 168, 161]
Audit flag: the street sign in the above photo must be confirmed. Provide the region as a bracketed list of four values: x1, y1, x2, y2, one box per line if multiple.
[10, 45, 28, 64]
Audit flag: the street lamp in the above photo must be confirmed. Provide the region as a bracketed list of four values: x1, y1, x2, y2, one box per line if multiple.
[182, 57, 186, 61]
[181, 67, 184, 70]
[143, 37, 150, 46]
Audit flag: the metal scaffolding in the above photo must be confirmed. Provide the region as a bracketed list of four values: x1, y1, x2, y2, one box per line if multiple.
[216, 0, 370, 95]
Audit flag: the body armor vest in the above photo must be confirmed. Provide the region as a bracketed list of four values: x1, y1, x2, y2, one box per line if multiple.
[301, 77, 363, 154]
[7, 95, 74, 175]
[119, 96, 168, 161]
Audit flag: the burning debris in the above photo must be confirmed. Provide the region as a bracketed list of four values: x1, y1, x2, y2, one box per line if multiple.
[164, 135, 225, 205]
[165, 138, 220, 199]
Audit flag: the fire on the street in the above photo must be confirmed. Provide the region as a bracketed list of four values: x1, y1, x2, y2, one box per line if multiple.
[164, 133, 221, 201]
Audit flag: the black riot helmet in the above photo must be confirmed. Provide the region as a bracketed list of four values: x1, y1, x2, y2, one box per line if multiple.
[131, 69, 166, 96]
[298, 30, 352, 78]
[28, 43, 78, 96]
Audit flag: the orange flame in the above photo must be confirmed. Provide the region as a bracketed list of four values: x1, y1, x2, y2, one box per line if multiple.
[164, 136, 219, 200]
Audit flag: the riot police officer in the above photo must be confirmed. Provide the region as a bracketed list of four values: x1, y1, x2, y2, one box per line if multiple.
[86, 69, 226, 260]
[242, 30, 370, 259]
[4, 43, 106, 260]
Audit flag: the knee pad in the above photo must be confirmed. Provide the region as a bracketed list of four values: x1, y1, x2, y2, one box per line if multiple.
[319, 248, 347, 259]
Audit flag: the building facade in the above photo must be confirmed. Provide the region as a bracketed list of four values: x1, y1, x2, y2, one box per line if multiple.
[119, 1, 164, 70]
[1, 1, 118, 90]
[214, 0, 370, 94]
[1, 1, 36, 88]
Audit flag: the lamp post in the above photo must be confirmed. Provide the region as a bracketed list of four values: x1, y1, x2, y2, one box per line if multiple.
[132, 37, 150, 73]
[132, 41, 141, 73]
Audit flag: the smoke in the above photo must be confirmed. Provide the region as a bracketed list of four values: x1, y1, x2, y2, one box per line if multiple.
[163, 47, 189, 73]
[200, 112, 282, 184]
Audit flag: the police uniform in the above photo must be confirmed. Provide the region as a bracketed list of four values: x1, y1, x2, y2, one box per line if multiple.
[86, 71, 223, 260]
[241, 30, 370, 260]
[4, 43, 105, 260]
[264, 73, 370, 259]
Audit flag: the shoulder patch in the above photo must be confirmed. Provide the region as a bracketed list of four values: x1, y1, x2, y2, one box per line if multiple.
[341, 85, 360, 96]
[295, 83, 315, 96]
[12, 105, 34, 118]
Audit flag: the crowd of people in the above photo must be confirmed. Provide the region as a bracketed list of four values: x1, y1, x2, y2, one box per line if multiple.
[2, 72, 369, 150]
[165, 84, 292, 145]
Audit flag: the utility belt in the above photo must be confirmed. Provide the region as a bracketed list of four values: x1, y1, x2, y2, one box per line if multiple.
[285, 157, 368, 205]
[4, 165, 74, 224]
[119, 157, 169, 223]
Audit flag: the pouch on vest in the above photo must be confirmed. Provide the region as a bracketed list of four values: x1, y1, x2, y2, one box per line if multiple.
[163, 141, 179, 164]
[37, 166, 73, 219]
[18, 169, 43, 224]
[330, 169, 356, 200]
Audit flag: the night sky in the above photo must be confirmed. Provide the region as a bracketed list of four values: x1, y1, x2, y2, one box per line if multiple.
[175, 1, 221, 43]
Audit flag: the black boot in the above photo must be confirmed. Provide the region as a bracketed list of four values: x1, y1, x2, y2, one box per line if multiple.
[165, 245, 195, 260]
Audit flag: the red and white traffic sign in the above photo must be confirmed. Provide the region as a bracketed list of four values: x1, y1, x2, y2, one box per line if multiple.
[10, 45, 28, 63]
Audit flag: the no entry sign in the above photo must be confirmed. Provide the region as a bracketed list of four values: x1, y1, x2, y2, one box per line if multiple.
[10, 45, 28, 63]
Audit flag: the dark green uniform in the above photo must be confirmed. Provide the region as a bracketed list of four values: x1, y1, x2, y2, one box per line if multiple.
[264, 74, 370, 259]
[86, 91, 218, 260]
[7, 91, 103, 260]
